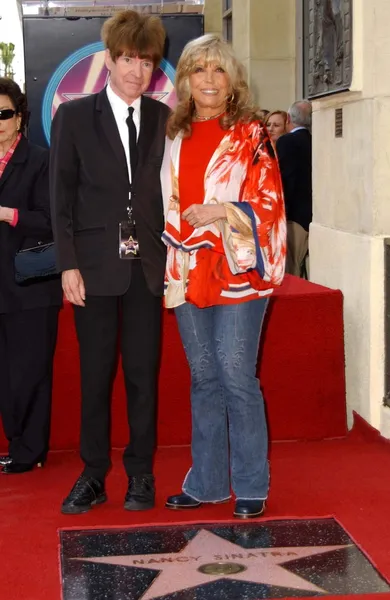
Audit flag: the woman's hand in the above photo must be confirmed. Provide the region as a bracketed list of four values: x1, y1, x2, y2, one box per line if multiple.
[182, 204, 227, 228]
[0, 206, 15, 223]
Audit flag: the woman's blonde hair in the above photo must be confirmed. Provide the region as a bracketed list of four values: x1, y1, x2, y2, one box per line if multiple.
[167, 34, 261, 139]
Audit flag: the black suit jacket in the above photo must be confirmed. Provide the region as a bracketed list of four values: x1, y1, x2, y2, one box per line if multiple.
[0, 137, 62, 314]
[276, 128, 312, 231]
[49, 88, 170, 297]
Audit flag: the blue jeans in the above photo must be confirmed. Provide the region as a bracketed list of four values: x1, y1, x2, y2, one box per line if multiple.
[175, 298, 269, 502]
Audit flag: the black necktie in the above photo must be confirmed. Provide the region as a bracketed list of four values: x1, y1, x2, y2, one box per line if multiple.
[126, 106, 138, 183]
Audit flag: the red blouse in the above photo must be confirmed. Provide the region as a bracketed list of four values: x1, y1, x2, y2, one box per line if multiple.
[179, 119, 226, 241]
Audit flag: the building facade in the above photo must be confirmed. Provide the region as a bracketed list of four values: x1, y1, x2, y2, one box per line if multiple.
[205, 0, 390, 437]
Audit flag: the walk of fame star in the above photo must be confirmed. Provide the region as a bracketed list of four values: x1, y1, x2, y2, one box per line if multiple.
[73, 528, 351, 600]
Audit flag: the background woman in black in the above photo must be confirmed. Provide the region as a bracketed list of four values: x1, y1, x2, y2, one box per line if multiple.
[0, 78, 62, 473]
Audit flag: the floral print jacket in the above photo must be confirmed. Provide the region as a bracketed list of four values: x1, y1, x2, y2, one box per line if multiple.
[161, 120, 286, 309]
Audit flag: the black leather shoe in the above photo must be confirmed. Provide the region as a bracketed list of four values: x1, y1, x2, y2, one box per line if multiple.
[1, 462, 35, 474]
[0, 457, 45, 471]
[124, 474, 155, 511]
[61, 475, 107, 514]
[234, 499, 266, 519]
[165, 493, 202, 510]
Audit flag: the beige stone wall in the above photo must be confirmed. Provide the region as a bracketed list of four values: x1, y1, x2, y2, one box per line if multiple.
[310, 0, 390, 435]
[204, 0, 223, 36]
[247, 0, 297, 111]
[204, 0, 297, 111]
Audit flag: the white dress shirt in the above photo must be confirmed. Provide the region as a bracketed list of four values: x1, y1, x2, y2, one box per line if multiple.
[106, 83, 141, 184]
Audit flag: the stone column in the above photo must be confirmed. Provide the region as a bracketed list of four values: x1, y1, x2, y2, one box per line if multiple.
[204, 0, 223, 36]
[309, 0, 390, 435]
[232, 0, 297, 110]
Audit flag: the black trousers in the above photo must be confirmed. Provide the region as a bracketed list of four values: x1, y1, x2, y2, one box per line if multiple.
[0, 306, 59, 464]
[73, 262, 162, 481]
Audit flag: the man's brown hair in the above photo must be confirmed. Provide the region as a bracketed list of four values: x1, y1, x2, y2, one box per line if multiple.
[101, 10, 166, 68]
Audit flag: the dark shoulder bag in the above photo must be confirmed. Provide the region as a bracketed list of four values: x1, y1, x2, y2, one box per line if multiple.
[14, 240, 57, 284]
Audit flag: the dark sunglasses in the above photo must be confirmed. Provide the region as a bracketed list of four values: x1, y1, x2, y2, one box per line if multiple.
[0, 109, 17, 121]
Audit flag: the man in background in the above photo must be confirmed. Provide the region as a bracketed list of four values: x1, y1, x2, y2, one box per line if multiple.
[276, 100, 312, 277]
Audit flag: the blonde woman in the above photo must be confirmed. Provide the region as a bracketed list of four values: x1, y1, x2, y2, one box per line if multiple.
[265, 110, 288, 145]
[162, 34, 286, 518]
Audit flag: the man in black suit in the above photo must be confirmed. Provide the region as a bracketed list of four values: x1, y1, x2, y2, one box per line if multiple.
[276, 100, 312, 276]
[50, 10, 170, 514]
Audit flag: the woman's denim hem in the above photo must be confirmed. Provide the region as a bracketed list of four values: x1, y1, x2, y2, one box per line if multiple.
[182, 485, 232, 504]
[235, 496, 268, 501]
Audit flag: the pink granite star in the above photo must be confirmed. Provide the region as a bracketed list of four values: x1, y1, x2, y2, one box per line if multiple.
[73, 528, 351, 599]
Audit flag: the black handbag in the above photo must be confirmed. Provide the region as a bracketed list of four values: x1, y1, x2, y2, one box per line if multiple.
[14, 241, 57, 283]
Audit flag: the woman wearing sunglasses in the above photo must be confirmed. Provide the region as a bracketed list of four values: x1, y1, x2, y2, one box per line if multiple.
[0, 78, 62, 474]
